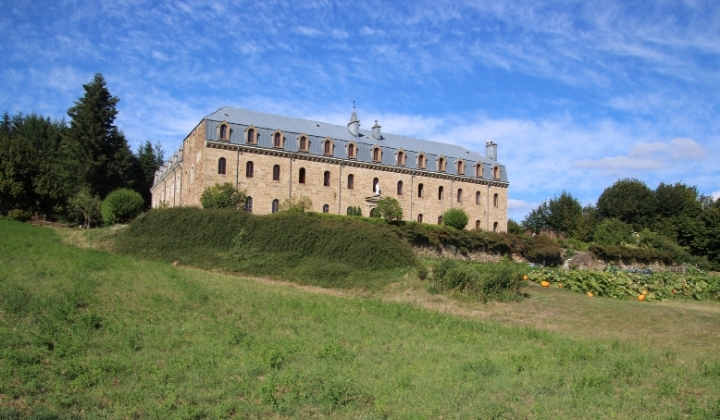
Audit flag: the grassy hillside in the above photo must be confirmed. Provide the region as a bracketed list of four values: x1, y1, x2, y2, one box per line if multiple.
[113, 208, 418, 289]
[2, 219, 720, 419]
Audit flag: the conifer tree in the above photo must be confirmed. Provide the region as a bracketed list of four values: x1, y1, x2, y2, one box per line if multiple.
[136, 141, 165, 206]
[60, 73, 138, 198]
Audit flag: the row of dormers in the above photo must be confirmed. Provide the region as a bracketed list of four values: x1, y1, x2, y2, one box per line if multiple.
[214, 121, 502, 180]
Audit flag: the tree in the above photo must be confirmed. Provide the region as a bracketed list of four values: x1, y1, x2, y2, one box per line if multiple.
[0, 132, 35, 213]
[278, 196, 313, 212]
[442, 208, 469, 230]
[200, 183, 247, 209]
[507, 219, 524, 234]
[593, 218, 634, 246]
[136, 141, 165, 207]
[375, 197, 403, 222]
[522, 191, 582, 236]
[596, 178, 656, 231]
[574, 205, 599, 242]
[68, 189, 102, 229]
[60, 73, 139, 199]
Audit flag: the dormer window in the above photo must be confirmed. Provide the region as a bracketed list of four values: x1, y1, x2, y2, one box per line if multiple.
[323, 138, 334, 156]
[298, 134, 309, 152]
[456, 160, 465, 175]
[272, 130, 284, 148]
[437, 156, 447, 172]
[347, 142, 357, 159]
[245, 126, 257, 144]
[372, 146, 382, 162]
[218, 123, 229, 141]
[493, 166, 501, 180]
[475, 163, 483, 178]
[396, 149, 406, 166]
[417, 153, 427, 169]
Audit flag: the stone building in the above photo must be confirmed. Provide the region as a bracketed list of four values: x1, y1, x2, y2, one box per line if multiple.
[151, 106, 509, 231]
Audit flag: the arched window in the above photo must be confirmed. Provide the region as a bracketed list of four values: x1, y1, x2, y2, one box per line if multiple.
[372, 146, 382, 162]
[418, 183, 424, 198]
[246, 161, 254, 178]
[397, 150, 406, 166]
[397, 180, 403, 195]
[493, 222, 498, 232]
[299, 135, 308, 152]
[457, 188, 462, 203]
[456, 160, 465, 174]
[476, 220, 480, 229]
[347, 142, 356, 159]
[273, 132, 283, 148]
[475, 163, 483, 178]
[246, 128, 256, 144]
[476, 191, 481, 205]
[347, 174, 354, 190]
[438, 186, 444, 200]
[438, 157, 446, 172]
[273, 164, 280, 181]
[372, 177, 379, 193]
[272, 199, 279, 213]
[438, 216, 443, 225]
[417, 153, 426, 169]
[494, 193, 499, 207]
[493, 166, 500, 179]
[417, 214, 423, 223]
[219, 124, 228, 140]
[299, 168, 306, 184]
[323, 139, 333, 155]
[323, 204, 329, 213]
[245, 196, 253, 213]
[323, 171, 330, 187]
[218, 157, 226, 175]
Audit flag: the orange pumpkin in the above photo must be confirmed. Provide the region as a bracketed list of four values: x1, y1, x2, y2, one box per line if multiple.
[641, 290, 648, 295]
[586, 291, 594, 297]
[557, 283, 563, 288]
[637, 294, 646, 301]
[540, 280, 550, 287]
[523, 275, 529, 281]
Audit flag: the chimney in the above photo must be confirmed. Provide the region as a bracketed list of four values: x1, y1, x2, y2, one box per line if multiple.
[485, 141, 497, 161]
[372, 120, 382, 139]
[348, 107, 360, 137]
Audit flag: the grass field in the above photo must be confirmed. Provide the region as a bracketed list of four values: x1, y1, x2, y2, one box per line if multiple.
[2, 219, 720, 419]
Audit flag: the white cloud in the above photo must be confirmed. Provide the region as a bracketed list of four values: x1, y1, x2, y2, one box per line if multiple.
[712, 190, 720, 201]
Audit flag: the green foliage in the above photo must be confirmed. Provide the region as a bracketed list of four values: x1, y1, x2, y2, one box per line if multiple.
[346, 206, 362, 216]
[507, 218, 524, 234]
[135, 141, 164, 207]
[60, 73, 139, 199]
[574, 205, 599, 242]
[596, 178, 656, 231]
[199, 182, 247, 209]
[429, 259, 524, 301]
[68, 189, 102, 229]
[522, 191, 582, 236]
[7, 209, 31, 221]
[593, 218, 634, 246]
[442, 207, 469, 230]
[278, 195, 313, 212]
[101, 188, 145, 225]
[528, 268, 720, 301]
[114, 207, 417, 287]
[375, 197, 403, 221]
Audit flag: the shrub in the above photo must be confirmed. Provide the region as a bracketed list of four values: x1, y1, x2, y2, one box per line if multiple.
[68, 189, 102, 229]
[442, 208, 469, 230]
[279, 196, 313, 212]
[375, 197, 403, 222]
[200, 183, 247, 209]
[102, 188, 145, 225]
[347, 206, 362, 216]
[593, 218, 634, 246]
[7, 209, 31, 222]
[430, 259, 523, 301]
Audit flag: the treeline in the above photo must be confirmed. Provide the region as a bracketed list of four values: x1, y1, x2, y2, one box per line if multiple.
[513, 179, 720, 268]
[0, 73, 164, 224]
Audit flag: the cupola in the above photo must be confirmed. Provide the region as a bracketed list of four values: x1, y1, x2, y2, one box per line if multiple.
[348, 106, 360, 137]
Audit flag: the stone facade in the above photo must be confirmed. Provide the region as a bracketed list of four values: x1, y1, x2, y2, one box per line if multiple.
[151, 107, 509, 232]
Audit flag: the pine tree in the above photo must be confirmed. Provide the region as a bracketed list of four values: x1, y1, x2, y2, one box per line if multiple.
[60, 73, 138, 199]
[136, 141, 165, 206]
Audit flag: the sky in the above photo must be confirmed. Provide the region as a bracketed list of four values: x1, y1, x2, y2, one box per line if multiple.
[1, 0, 719, 221]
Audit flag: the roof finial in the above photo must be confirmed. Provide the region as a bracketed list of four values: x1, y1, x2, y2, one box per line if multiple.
[353, 99, 356, 110]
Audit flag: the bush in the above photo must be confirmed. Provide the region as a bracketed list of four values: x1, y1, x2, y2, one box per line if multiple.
[593, 218, 634, 246]
[375, 197, 403, 222]
[442, 208, 469, 230]
[7, 209, 31, 222]
[279, 196, 313, 212]
[102, 188, 145, 225]
[347, 206, 362, 216]
[68, 189, 102, 229]
[430, 259, 523, 301]
[200, 183, 247, 209]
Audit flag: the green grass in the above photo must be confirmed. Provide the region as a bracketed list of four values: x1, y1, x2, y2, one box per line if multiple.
[2, 219, 720, 419]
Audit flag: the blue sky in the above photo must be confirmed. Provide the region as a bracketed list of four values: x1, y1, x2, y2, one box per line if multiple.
[2, 0, 719, 221]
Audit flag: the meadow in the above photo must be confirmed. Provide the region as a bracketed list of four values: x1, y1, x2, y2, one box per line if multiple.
[1, 219, 720, 419]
